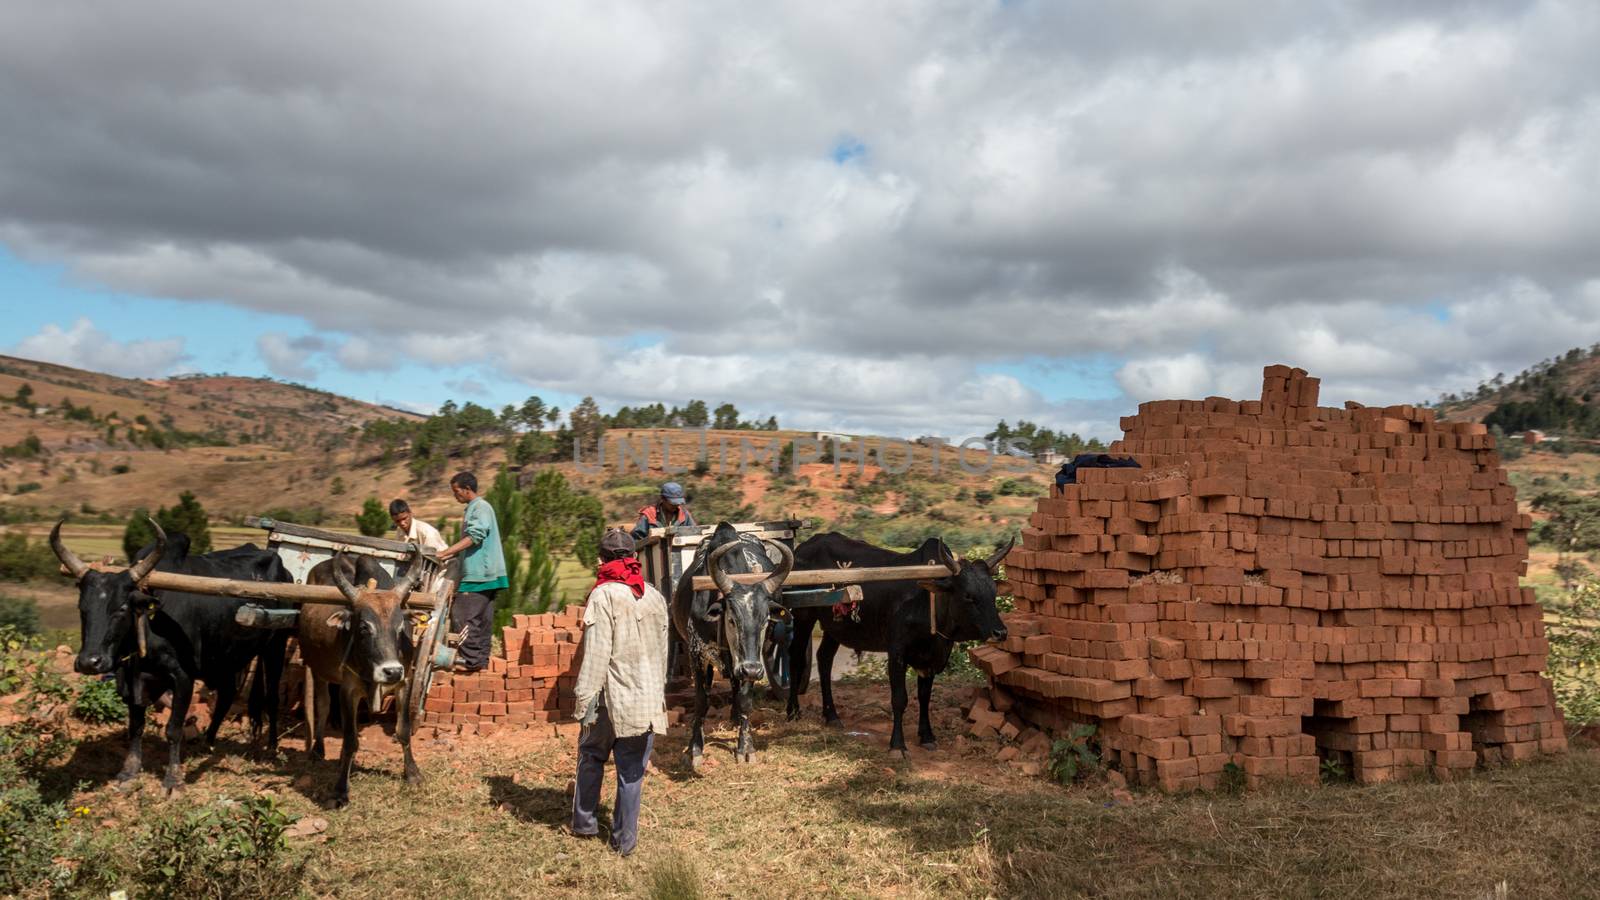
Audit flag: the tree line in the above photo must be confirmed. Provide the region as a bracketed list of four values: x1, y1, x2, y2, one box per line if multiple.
[984, 419, 1108, 458]
[360, 393, 781, 482]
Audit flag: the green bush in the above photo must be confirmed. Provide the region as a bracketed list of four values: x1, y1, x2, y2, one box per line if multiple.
[12, 482, 42, 495]
[1548, 577, 1600, 725]
[73, 678, 127, 724]
[1047, 724, 1100, 785]
[355, 496, 390, 537]
[0, 595, 39, 634]
[0, 532, 62, 581]
[123, 491, 214, 560]
[132, 795, 305, 900]
[0, 755, 84, 894]
[995, 478, 1043, 497]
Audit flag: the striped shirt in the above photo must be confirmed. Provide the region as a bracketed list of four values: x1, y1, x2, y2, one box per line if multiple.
[573, 581, 670, 738]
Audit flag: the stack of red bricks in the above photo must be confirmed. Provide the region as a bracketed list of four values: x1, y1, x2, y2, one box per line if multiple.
[417, 609, 584, 738]
[972, 365, 1567, 791]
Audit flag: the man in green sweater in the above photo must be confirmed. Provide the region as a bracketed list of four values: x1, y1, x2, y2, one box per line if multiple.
[436, 470, 506, 672]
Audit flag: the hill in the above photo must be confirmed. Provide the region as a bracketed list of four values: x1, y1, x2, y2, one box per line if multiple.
[1433, 344, 1600, 437]
[0, 354, 1048, 555]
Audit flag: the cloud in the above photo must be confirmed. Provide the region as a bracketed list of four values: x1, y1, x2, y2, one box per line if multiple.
[0, 2, 1598, 437]
[444, 377, 489, 397]
[9, 318, 186, 378]
[255, 332, 322, 381]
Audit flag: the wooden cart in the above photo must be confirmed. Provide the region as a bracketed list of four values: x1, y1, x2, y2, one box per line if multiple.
[91, 518, 460, 743]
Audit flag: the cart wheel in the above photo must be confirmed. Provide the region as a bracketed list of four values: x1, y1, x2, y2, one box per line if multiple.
[405, 584, 455, 723]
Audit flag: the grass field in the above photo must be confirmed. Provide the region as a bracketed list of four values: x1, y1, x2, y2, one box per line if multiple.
[27, 682, 1600, 900]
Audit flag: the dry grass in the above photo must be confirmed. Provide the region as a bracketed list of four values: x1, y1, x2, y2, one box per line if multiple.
[34, 683, 1600, 900]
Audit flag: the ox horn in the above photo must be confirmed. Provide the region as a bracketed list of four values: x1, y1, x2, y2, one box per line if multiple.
[706, 541, 739, 595]
[125, 518, 166, 585]
[391, 545, 427, 601]
[936, 541, 961, 576]
[50, 519, 89, 582]
[762, 539, 793, 594]
[329, 552, 362, 604]
[985, 535, 1016, 571]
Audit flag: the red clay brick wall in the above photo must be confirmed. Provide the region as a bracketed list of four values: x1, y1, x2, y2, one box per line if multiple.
[972, 365, 1567, 791]
[417, 609, 584, 738]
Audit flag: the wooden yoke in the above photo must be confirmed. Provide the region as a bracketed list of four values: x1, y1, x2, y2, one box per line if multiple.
[62, 565, 437, 610]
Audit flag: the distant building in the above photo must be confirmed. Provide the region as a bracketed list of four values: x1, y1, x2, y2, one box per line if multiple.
[813, 431, 853, 443]
[1039, 450, 1068, 466]
[1522, 430, 1548, 445]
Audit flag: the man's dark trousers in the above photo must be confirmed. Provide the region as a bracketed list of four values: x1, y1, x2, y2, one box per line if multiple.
[451, 589, 496, 670]
[572, 705, 654, 855]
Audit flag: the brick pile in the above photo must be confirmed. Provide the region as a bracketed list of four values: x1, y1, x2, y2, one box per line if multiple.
[972, 365, 1568, 791]
[417, 609, 584, 738]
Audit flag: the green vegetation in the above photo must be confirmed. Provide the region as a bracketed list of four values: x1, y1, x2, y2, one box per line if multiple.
[1, 434, 43, 460]
[0, 596, 40, 634]
[72, 678, 126, 724]
[4, 382, 37, 412]
[0, 533, 61, 582]
[1548, 576, 1600, 725]
[1047, 724, 1101, 785]
[122, 490, 213, 560]
[355, 497, 389, 537]
[1530, 490, 1600, 589]
[484, 468, 605, 627]
[986, 419, 1106, 458]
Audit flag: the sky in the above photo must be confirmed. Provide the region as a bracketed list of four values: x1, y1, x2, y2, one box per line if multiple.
[2, 1, 1598, 439]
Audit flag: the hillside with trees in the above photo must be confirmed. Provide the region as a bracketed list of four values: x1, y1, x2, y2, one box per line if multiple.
[1433, 344, 1600, 439]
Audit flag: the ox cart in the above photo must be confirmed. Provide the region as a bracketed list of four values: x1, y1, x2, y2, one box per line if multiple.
[84, 517, 461, 743]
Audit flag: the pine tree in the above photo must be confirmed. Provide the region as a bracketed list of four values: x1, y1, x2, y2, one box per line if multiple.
[356, 497, 390, 537]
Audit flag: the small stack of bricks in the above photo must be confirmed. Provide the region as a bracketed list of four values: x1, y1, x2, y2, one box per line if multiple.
[972, 365, 1568, 791]
[417, 609, 584, 738]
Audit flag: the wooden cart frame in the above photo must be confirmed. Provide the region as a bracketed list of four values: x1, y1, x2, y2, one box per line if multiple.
[89, 517, 460, 742]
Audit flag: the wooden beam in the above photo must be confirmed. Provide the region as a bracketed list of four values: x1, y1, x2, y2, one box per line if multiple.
[66, 566, 438, 609]
[689, 564, 951, 592]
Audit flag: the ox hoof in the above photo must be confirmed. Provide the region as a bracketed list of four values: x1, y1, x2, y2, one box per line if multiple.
[823, 717, 843, 729]
[890, 747, 909, 760]
[331, 795, 350, 810]
[404, 771, 424, 787]
[785, 708, 802, 722]
[920, 741, 937, 751]
[689, 752, 705, 773]
[735, 750, 757, 764]
[115, 767, 140, 784]
[162, 780, 185, 797]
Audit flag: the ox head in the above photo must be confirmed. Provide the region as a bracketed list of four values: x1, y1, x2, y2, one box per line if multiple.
[923, 536, 1015, 644]
[52, 518, 166, 675]
[706, 535, 794, 681]
[326, 549, 426, 686]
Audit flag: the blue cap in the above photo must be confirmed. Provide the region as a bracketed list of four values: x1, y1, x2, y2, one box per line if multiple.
[661, 482, 686, 502]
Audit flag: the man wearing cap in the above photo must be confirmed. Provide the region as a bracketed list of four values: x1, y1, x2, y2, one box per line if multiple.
[630, 481, 694, 542]
[571, 528, 669, 857]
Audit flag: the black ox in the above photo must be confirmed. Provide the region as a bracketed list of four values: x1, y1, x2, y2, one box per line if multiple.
[785, 533, 1013, 754]
[51, 519, 292, 792]
[671, 522, 793, 768]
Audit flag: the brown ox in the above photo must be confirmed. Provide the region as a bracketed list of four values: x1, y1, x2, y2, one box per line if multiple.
[299, 550, 426, 808]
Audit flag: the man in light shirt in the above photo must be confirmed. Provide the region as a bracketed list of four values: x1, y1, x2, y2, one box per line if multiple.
[389, 499, 447, 554]
[571, 528, 669, 857]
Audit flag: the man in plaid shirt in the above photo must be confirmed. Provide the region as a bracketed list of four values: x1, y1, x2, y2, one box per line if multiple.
[570, 528, 669, 856]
